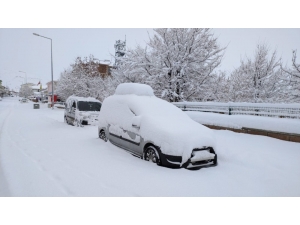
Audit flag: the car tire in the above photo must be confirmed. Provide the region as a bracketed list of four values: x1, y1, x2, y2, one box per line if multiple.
[64, 116, 69, 124]
[73, 119, 80, 127]
[144, 146, 160, 165]
[99, 130, 107, 142]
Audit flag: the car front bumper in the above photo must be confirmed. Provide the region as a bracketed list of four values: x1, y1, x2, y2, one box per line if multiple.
[159, 147, 217, 169]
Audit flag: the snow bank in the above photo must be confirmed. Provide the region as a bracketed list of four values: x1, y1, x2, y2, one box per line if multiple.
[115, 83, 154, 96]
[186, 111, 300, 134]
[174, 101, 300, 108]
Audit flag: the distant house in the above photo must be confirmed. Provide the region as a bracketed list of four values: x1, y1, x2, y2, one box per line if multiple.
[97, 63, 113, 77]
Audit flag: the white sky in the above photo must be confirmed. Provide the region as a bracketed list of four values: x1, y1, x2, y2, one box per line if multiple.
[0, 1, 299, 93]
[1, 28, 299, 91]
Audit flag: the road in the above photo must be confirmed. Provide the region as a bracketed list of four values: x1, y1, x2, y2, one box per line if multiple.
[1, 97, 300, 196]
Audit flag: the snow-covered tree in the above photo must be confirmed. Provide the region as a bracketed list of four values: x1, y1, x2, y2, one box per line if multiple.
[0, 80, 5, 96]
[56, 55, 114, 101]
[195, 71, 229, 102]
[228, 44, 284, 103]
[281, 50, 300, 102]
[113, 28, 226, 102]
[19, 85, 33, 98]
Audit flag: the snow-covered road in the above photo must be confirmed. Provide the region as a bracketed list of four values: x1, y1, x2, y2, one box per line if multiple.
[1, 97, 300, 196]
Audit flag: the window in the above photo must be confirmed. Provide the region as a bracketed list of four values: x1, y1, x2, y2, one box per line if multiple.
[78, 101, 101, 111]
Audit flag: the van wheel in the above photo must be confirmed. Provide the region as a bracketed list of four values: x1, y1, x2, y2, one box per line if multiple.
[99, 130, 107, 142]
[73, 119, 78, 126]
[64, 116, 69, 124]
[144, 146, 160, 165]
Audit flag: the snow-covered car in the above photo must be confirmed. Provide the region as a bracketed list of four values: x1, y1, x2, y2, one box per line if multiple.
[20, 98, 28, 103]
[64, 96, 102, 126]
[98, 83, 217, 169]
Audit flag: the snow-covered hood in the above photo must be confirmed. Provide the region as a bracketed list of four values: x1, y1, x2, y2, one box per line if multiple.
[139, 115, 215, 163]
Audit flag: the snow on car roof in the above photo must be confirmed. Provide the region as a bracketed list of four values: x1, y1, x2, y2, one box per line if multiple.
[115, 83, 154, 96]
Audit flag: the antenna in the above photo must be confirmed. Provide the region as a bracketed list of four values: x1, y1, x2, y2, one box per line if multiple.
[114, 36, 126, 67]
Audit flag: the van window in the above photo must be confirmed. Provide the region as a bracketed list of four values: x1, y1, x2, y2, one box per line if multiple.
[78, 101, 101, 111]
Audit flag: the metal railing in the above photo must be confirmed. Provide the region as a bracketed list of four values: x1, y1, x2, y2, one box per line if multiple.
[173, 102, 300, 119]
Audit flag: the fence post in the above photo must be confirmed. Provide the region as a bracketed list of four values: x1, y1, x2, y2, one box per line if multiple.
[229, 107, 232, 115]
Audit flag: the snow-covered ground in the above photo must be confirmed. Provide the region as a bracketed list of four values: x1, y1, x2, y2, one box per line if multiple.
[1, 97, 300, 196]
[186, 111, 300, 134]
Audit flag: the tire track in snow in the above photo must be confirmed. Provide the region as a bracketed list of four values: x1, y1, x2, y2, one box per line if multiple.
[4, 131, 74, 196]
[3, 106, 75, 196]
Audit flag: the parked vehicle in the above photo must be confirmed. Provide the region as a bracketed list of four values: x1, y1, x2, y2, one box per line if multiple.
[20, 98, 28, 103]
[64, 96, 101, 126]
[98, 83, 217, 169]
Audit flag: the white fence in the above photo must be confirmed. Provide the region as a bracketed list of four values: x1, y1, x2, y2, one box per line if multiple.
[173, 102, 300, 119]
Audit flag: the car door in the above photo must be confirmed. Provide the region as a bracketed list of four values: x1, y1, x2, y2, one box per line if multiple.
[107, 102, 141, 156]
[120, 109, 142, 156]
[68, 100, 76, 123]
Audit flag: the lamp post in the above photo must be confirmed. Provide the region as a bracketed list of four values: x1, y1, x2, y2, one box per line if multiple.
[19, 71, 27, 84]
[33, 33, 54, 109]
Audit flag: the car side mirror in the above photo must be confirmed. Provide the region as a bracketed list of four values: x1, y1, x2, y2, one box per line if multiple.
[132, 116, 141, 129]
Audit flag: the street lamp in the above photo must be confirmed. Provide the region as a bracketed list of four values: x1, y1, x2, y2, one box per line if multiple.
[33, 33, 54, 110]
[19, 71, 27, 84]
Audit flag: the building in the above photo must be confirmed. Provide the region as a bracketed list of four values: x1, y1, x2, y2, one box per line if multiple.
[97, 63, 112, 77]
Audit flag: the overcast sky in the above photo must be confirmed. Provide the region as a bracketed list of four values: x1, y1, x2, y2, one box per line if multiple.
[1, 28, 299, 91]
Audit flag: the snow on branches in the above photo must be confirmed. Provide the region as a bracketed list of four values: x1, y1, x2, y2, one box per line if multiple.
[228, 44, 284, 103]
[56, 55, 113, 101]
[113, 28, 226, 102]
[281, 50, 300, 102]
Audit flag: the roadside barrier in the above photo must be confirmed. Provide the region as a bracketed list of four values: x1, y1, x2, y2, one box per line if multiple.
[173, 102, 300, 119]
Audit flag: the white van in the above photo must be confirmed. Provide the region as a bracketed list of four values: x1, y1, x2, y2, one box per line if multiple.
[64, 96, 101, 126]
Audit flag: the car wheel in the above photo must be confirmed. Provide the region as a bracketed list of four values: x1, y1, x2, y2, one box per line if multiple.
[144, 146, 160, 165]
[64, 116, 68, 124]
[99, 130, 107, 142]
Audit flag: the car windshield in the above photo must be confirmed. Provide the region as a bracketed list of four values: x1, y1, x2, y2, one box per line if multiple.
[78, 101, 101, 111]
